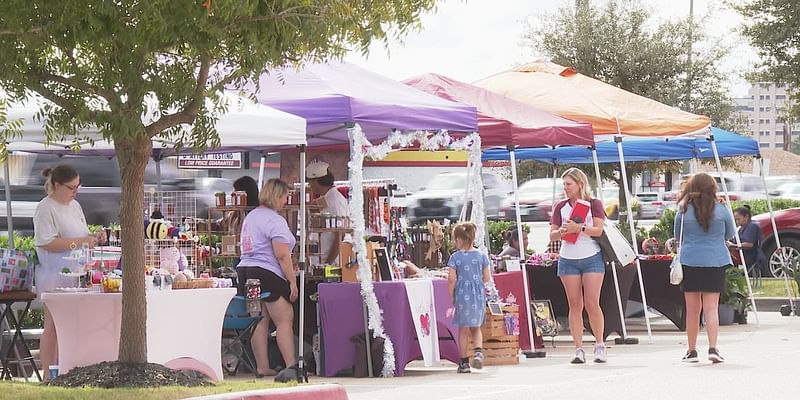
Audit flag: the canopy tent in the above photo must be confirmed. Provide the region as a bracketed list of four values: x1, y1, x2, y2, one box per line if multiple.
[474, 60, 711, 138]
[482, 128, 760, 163]
[251, 62, 477, 146]
[403, 72, 593, 355]
[5, 92, 307, 156]
[476, 60, 722, 343]
[403, 73, 594, 147]
[252, 61, 480, 377]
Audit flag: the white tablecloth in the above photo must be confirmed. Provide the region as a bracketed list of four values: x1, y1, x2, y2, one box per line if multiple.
[42, 288, 235, 380]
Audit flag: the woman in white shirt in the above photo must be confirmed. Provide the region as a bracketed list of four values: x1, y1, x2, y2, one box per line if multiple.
[33, 164, 104, 378]
[549, 168, 607, 364]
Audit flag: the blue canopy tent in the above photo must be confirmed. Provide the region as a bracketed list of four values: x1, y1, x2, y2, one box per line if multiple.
[482, 128, 760, 163]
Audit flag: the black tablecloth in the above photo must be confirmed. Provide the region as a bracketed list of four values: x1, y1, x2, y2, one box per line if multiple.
[631, 259, 686, 331]
[527, 263, 637, 340]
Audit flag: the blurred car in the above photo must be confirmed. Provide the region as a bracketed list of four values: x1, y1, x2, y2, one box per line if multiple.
[765, 175, 798, 193]
[1, 154, 228, 234]
[497, 178, 564, 222]
[770, 182, 800, 201]
[635, 192, 665, 219]
[662, 190, 679, 211]
[703, 172, 766, 201]
[405, 171, 509, 224]
[752, 207, 800, 277]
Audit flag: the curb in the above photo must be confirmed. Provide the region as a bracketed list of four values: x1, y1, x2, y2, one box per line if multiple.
[754, 297, 800, 311]
[185, 384, 348, 400]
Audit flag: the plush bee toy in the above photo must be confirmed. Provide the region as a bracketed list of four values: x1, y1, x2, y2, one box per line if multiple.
[145, 220, 169, 239]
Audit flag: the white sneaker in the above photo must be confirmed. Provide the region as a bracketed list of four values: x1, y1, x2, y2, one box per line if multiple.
[570, 348, 586, 364]
[593, 344, 607, 363]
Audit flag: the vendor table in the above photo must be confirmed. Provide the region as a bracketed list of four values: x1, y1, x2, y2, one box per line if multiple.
[317, 279, 460, 377]
[42, 288, 235, 381]
[521, 263, 637, 340]
[631, 259, 685, 331]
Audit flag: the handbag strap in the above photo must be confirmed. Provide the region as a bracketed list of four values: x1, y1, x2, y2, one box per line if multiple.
[678, 213, 685, 248]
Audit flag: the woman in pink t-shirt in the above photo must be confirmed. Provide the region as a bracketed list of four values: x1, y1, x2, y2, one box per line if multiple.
[548, 168, 607, 364]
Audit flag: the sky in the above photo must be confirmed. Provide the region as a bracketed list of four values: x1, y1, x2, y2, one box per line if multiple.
[344, 0, 757, 97]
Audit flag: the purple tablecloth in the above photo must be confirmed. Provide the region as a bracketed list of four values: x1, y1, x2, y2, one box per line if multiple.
[318, 279, 460, 377]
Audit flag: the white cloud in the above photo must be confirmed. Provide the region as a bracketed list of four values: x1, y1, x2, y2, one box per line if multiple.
[345, 0, 758, 96]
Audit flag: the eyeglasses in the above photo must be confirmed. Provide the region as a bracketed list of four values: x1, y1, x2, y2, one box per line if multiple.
[62, 182, 81, 192]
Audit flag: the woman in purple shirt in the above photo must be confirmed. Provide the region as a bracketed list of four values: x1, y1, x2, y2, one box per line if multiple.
[237, 178, 298, 380]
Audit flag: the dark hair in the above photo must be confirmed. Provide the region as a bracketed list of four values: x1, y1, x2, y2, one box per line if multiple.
[42, 164, 79, 194]
[734, 204, 752, 219]
[313, 171, 335, 187]
[504, 225, 525, 244]
[233, 176, 260, 207]
[677, 172, 717, 232]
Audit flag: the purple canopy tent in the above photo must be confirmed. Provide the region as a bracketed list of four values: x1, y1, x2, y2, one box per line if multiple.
[251, 61, 479, 378]
[252, 62, 477, 146]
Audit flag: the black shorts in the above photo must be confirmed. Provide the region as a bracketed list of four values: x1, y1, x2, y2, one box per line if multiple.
[236, 266, 290, 303]
[682, 265, 729, 293]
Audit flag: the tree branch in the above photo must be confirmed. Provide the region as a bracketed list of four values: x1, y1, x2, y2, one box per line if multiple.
[31, 69, 116, 106]
[0, 27, 43, 36]
[144, 56, 211, 137]
[27, 80, 98, 125]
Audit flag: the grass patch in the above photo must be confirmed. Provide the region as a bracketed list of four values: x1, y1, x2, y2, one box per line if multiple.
[750, 278, 799, 298]
[0, 380, 294, 400]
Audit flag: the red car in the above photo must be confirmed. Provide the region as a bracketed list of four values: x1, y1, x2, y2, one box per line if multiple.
[752, 207, 800, 277]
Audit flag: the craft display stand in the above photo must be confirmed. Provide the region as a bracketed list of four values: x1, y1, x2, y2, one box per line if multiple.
[467, 304, 520, 366]
[144, 191, 201, 274]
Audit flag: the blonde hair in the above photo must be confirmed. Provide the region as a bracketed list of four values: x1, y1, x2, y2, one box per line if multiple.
[452, 222, 477, 248]
[259, 178, 289, 209]
[561, 167, 592, 201]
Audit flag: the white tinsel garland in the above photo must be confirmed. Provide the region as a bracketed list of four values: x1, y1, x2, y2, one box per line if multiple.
[347, 125, 487, 377]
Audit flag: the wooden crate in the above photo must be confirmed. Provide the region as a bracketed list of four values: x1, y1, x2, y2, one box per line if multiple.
[467, 304, 520, 366]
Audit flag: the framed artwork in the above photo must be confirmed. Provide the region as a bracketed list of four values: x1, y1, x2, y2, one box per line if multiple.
[487, 301, 503, 316]
[374, 247, 393, 281]
[531, 299, 558, 339]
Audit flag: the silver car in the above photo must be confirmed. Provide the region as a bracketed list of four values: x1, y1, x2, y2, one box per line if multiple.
[635, 192, 665, 220]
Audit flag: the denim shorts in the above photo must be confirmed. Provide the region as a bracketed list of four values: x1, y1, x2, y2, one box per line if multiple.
[557, 252, 605, 276]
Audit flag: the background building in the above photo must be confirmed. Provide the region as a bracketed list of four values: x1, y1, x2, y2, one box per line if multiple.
[734, 82, 800, 150]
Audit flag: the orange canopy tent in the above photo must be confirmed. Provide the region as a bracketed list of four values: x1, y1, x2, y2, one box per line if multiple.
[474, 60, 711, 138]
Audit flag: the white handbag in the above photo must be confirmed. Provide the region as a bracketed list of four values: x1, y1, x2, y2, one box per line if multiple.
[669, 214, 685, 285]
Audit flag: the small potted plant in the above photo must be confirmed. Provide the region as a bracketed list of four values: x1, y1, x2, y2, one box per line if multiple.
[215, 192, 226, 208]
[721, 267, 751, 325]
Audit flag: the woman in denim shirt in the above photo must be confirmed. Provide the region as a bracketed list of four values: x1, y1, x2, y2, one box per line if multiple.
[674, 173, 735, 364]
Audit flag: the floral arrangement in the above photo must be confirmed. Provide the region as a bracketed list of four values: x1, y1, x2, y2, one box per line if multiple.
[527, 252, 559, 267]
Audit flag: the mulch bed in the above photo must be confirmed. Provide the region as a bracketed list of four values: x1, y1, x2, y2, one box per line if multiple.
[49, 361, 210, 388]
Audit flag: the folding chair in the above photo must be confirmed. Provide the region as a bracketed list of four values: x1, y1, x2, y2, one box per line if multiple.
[221, 295, 265, 376]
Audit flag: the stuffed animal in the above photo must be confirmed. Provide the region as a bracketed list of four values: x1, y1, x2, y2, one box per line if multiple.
[146, 221, 168, 239]
[159, 246, 181, 275]
[425, 219, 445, 263]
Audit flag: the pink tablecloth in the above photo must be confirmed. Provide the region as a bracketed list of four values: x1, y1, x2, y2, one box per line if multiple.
[42, 288, 235, 380]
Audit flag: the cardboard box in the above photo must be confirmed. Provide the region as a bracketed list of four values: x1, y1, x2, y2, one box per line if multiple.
[221, 235, 238, 256]
[341, 241, 380, 282]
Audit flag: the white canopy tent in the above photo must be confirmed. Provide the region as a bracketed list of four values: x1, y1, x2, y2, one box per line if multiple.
[2, 92, 307, 248]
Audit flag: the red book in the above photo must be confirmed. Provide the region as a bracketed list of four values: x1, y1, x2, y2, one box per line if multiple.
[562, 199, 591, 244]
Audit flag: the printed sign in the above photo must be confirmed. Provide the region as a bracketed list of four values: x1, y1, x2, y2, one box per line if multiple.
[178, 152, 242, 169]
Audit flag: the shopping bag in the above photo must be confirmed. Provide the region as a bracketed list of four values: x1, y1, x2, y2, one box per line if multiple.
[0, 248, 33, 293]
[669, 215, 685, 286]
[594, 219, 636, 267]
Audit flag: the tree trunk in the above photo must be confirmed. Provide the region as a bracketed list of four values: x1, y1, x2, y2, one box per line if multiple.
[115, 134, 152, 364]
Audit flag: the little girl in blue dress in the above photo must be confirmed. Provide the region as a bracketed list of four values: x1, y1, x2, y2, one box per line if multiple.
[447, 222, 490, 373]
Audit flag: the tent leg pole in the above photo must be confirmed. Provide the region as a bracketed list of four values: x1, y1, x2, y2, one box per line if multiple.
[615, 135, 653, 343]
[710, 137, 760, 325]
[297, 145, 309, 382]
[509, 148, 543, 357]
[758, 158, 795, 315]
[4, 160, 14, 248]
[258, 154, 267, 189]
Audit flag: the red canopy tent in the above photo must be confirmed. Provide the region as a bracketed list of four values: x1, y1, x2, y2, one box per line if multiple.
[403, 73, 594, 148]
